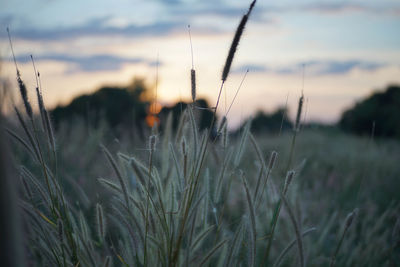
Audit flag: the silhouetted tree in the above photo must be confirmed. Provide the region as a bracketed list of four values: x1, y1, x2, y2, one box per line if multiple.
[51, 78, 149, 135]
[235, 107, 292, 135]
[252, 108, 292, 133]
[339, 85, 400, 138]
[158, 99, 214, 132]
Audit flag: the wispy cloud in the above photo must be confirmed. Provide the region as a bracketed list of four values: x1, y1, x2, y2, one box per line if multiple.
[15, 53, 160, 73]
[1, 20, 183, 41]
[300, 2, 400, 15]
[305, 60, 386, 75]
[257, 2, 400, 16]
[155, 0, 252, 18]
[156, 0, 400, 17]
[0, 14, 14, 25]
[234, 60, 391, 76]
[0, 1, 268, 42]
[232, 64, 268, 74]
[0, 15, 229, 42]
[3, 1, 398, 43]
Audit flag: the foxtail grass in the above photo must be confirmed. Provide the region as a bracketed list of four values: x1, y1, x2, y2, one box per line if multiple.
[191, 69, 196, 102]
[330, 210, 356, 267]
[7, 1, 393, 266]
[221, 0, 256, 82]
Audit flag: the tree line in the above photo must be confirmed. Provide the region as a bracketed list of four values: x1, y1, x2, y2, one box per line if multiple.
[51, 80, 400, 139]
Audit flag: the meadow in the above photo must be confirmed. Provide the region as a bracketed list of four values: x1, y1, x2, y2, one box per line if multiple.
[3, 0, 400, 266]
[6, 100, 400, 266]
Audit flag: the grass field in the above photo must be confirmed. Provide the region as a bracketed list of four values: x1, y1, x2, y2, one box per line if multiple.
[6, 114, 400, 266]
[2, 0, 400, 266]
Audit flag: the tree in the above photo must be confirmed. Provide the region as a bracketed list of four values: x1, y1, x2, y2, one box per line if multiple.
[158, 99, 214, 132]
[339, 85, 400, 138]
[235, 107, 292, 135]
[51, 78, 149, 135]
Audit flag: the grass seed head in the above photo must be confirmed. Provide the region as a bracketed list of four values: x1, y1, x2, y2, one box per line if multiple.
[294, 94, 304, 132]
[191, 69, 196, 102]
[17, 75, 33, 119]
[268, 151, 278, 170]
[181, 137, 187, 156]
[222, 0, 256, 82]
[283, 170, 295, 195]
[57, 219, 64, 243]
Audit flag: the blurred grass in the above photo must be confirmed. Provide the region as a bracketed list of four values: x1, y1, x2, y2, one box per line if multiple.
[253, 128, 400, 212]
[8, 116, 400, 266]
[250, 128, 400, 266]
[5, 0, 399, 262]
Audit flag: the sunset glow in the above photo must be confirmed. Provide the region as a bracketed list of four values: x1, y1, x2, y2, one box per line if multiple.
[1, 0, 400, 128]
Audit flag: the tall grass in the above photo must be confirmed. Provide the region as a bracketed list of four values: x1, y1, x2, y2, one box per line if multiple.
[4, 0, 400, 266]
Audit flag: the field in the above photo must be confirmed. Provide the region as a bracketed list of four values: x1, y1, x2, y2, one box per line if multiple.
[2, 1, 400, 266]
[4, 110, 400, 266]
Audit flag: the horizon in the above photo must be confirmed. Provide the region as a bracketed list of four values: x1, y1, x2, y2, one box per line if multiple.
[1, 0, 400, 128]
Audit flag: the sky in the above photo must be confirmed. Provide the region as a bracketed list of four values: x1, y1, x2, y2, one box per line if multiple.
[1, 0, 400, 128]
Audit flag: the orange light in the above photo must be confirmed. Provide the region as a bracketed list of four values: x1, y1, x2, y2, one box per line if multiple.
[146, 114, 160, 127]
[148, 102, 162, 115]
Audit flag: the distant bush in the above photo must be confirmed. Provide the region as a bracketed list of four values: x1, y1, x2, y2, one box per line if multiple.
[159, 99, 214, 132]
[235, 108, 292, 134]
[339, 85, 400, 138]
[51, 78, 149, 132]
[51, 80, 217, 137]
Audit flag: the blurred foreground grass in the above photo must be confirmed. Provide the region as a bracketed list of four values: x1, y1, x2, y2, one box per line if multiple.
[11, 121, 399, 266]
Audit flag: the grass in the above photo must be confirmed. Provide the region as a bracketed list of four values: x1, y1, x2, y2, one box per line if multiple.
[6, 108, 400, 266]
[3, 0, 400, 266]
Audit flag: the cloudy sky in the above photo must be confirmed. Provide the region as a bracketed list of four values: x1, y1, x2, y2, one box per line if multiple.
[1, 0, 400, 128]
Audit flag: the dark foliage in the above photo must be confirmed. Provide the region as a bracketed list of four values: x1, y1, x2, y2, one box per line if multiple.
[159, 99, 214, 132]
[238, 107, 292, 134]
[339, 85, 400, 138]
[51, 79, 148, 134]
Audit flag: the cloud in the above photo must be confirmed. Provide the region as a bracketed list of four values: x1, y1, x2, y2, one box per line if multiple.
[154, 0, 246, 17]
[301, 2, 400, 15]
[302, 3, 370, 14]
[0, 1, 268, 42]
[155, 0, 385, 18]
[0, 14, 14, 26]
[152, 0, 182, 4]
[15, 53, 160, 73]
[0, 15, 229, 42]
[234, 60, 390, 76]
[1, 20, 184, 41]
[256, 2, 400, 16]
[232, 64, 268, 74]
[305, 60, 386, 75]
[168, 4, 252, 18]
[2, 1, 398, 43]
